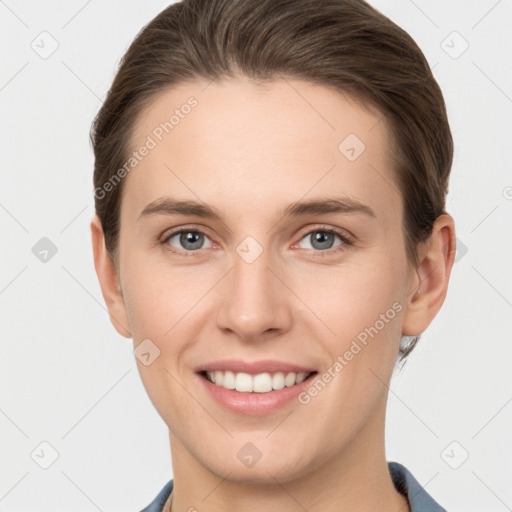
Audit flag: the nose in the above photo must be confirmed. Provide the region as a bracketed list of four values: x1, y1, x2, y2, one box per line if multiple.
[215, 246, 292, 341]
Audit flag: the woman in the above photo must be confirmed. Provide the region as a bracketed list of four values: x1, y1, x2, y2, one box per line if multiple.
[90, 0, 455, 510]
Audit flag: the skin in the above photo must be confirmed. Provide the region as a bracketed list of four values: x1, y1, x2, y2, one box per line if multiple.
[91, 77, 455, 511]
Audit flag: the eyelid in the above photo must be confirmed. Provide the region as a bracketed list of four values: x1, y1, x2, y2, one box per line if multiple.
[160, 224, 214, 242]
[159, 226, 214, 259]
[295, 224, 355, 244]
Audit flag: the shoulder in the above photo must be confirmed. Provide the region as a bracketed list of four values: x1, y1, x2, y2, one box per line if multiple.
[388, 461, 447, 511]
[138, 479, 174, 512]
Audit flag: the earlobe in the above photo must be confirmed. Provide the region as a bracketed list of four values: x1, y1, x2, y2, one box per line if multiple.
[90, 214, 132, 338]
[401, 214, 456, 336]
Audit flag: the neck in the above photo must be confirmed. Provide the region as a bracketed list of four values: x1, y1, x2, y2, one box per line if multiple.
[167, 398, 410, 512]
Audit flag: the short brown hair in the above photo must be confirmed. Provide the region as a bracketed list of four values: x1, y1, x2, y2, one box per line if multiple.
[90, 0, 453, 361]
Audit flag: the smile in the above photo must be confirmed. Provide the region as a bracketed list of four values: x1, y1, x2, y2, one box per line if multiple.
[195, 359, 319, 414]
[202, 370, 315, 393]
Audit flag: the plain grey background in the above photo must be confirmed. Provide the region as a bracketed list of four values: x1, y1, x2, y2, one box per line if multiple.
[1, 0, 511, 510]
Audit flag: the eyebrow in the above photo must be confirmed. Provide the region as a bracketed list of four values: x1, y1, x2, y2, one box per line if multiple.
[138, 195, 376, 222]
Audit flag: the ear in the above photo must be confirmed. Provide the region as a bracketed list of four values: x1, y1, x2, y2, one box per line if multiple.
[401, 213, 456, 336]
[90, 214, 131, 338]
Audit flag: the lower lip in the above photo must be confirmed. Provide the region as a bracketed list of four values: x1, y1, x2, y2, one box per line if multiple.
[197, 372, 317, 416]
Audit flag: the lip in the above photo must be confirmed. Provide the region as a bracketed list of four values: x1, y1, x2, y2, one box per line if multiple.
[194, 359, 316, 375]
[196, 369, 318, 416]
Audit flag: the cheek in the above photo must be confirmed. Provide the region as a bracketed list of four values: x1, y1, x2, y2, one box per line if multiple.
[120, 254, 213, 339]
[293, 260, 405, 435]
[302, 254, 405, 325]
[120, 262, 211, 424]
[295, 251, 407, 372]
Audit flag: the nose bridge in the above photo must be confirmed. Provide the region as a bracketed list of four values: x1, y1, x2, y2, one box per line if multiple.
[216, 239, 289, 339]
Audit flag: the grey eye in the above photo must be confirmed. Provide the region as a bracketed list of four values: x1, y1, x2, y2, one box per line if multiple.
[299, 230, 342, 251]
[166, 231, 212, 251]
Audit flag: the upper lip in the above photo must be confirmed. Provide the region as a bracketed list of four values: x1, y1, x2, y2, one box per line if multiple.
[195, 359, 317, 375]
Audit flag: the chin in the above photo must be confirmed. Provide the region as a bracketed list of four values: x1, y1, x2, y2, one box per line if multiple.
[194, 438, 319, 485]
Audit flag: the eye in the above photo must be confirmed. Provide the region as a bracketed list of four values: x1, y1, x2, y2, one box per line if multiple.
[160, 226, 354, 257]
[163, 229, 213, 253]
[295, 227, 354, 253]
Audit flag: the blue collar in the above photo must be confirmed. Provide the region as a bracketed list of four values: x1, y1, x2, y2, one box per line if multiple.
[388, 461, 446, 511]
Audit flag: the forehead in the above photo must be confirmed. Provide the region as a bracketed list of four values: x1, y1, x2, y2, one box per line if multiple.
[124, 77, 399, 221]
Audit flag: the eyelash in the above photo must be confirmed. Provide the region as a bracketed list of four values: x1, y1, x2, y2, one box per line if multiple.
[160, 225, 355, 258]
[295, 226, 355, 258]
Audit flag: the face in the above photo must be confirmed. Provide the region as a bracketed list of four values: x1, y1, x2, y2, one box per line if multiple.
[104, 77, 420, 483]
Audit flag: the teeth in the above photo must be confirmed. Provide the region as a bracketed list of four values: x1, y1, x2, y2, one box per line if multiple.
[296, 372, 309, 384]
[205, 370, 311, 393]
[222, 370, 236, 389]
[285, 372, 296, 387]
[236, 372, 253, 392]
[272, 372, 285, 390]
